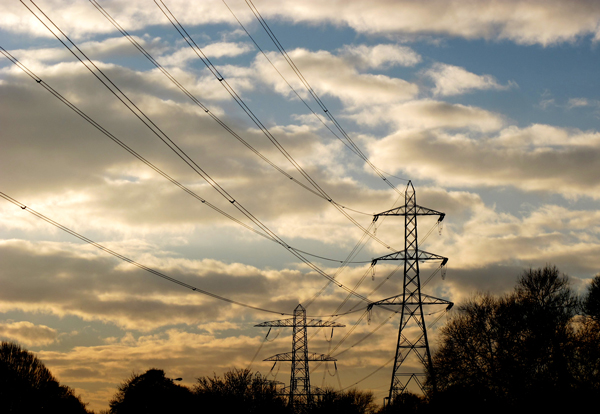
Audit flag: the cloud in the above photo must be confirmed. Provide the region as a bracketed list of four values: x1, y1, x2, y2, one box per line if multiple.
[253, 48, 419, 106]
[0, 321, 58, 346]
[0, 239, 378, 330]
[538, 89, 557, 109]
[340, 44, 422, 69]
[368, 124, 600, 198]
[4, 0, 600, 47]
[351, 99, 505, 131]
[568, 97, 591, 108]
[0, 65, 395, 240]
[1, 0, 237, 40]
[425, 63, 515, 96]
[447, 203, 600, 272]
[567, 97, 600, 111]
[158, 42, 254, 66]
[264, 0, 600, 46]
[36, 329, 271, 411]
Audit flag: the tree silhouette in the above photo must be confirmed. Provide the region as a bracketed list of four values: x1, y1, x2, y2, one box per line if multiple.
[108, 368, 194, 414]
[428, 266, 582, 411]
[194, 368, 288, 413]
[572, 274, 600, 399]
[312, 388, 377, 414]
[376, 391, 427, 414]
[583, 273, 600, 320]
[0, 341, 90, 413]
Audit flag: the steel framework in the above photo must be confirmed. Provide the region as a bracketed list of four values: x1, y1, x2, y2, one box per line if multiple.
[256, 304, 345, 408]
[370, 181, 452, 403]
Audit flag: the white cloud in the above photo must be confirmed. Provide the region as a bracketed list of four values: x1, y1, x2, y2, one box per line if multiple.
[567, 97, 600, 110]
[253, 48, 419, 105]
[568, 97, 591, 108]
[158, 42, 253, 66]
[368, 124, 600, 198]
[0, 321, 58, 346]
[425, 63, 514, 96]
[352, 99, 505, 132]
[4, 0, 600, 46]
[340, 44, 422, 69]
[263, 0, 600, 46]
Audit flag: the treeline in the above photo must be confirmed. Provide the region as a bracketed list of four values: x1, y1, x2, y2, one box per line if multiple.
[420, 265, 600, 413]
[106, 368, 377, 414]
[2, 265, 599, 413]
[0, 344, 377, 414]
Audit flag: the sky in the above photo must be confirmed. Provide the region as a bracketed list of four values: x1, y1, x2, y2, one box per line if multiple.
[1, 0, 600, 410]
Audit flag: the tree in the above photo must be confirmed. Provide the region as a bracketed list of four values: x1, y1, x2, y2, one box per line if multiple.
[310, 388, 377, 414]
[583, 273, 600, 320]
[108, 368, 194, 414]
[376, 392, 427, 414]
[572, 274, 600, 398]
[194, 368, 288, 413]
[428, 266, 581, 411]
[427, 294, 509, 410]
[512, 266, 578, 398]
[0, 341, 90, 413]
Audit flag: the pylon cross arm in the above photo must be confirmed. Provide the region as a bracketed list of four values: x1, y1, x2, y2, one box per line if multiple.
[305, 320, 345, 327]
[264, 352, 337, 362]
[370, 293, 453, 308]
[255, 320, 344, 328]
[255, 319, 295, 327]
[371, 249, 448, 266]
[373, 205, 445, 220]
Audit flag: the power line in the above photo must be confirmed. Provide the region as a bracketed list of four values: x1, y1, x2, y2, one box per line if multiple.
[219, 0, 357, 157]
[153, 0, 397, 252]
[87, 0, 375, 221]
[87, 0, 328, 204]
[88, 0, 408, 298]
[339, 355, 396, 391]
[240, 0, 409, 192]
[0, 46, 278, 245]
[0, 192, 281, 315]
[0, 47, 386, 298]
[0, 41, 365, 305]
[20, 0, 375, 303]
[0, 191, 371, 319]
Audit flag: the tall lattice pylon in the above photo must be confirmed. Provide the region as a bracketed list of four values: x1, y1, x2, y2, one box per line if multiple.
[369, 181, 452, 403]
[255, 304, 344, 409]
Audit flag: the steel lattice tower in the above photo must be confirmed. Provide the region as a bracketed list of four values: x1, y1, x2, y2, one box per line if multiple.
[256, 304, 344, 409]
[369, 181, 452, 403]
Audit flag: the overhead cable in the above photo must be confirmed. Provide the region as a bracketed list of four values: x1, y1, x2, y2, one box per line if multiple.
[240, 0, 409, 192]
[0, 192, 283, 315]
[0, 47, 277, 244]
[87, 0, 327, 203]
[0, 48, 380, 295]
[0, 192, 370, 319]
[154, 0, 396, 252]
[20, 0, 374, 302]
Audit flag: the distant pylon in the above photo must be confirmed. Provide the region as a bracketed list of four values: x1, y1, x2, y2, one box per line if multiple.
[369, 181, 452, 403]
[255, 304, 345, 408]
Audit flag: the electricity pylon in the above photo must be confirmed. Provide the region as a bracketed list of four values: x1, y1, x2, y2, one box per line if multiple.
[369, 181, 452, 403]
[256, 304, 344, 409]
